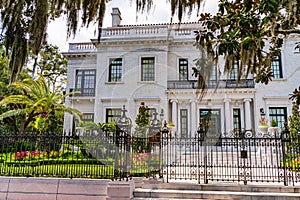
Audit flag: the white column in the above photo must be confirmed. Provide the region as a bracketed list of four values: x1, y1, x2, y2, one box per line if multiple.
[190, 99, 197, 137]
[224, 99, 231, 134]
[171, 100, 178, 126]
[244, 98, 252, 130]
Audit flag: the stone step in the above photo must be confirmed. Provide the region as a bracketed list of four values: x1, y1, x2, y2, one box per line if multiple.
[133, 179, 300, 200]
[140, 181, 300, 193]
[133, 188, 300, 200]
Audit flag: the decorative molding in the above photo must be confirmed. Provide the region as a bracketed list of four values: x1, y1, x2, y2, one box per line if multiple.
[101, 97, 127, 103]
[133, 96, 161, 102]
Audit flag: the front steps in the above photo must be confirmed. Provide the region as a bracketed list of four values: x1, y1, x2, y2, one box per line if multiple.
[133, 179, 300, 200]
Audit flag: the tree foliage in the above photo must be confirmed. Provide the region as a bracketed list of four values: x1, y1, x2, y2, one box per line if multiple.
[135, 102, 150, 127]
[0, 75, 82, 134]
[289, 102, 300, 138]
[194, 0, 300, 88]
[31, 44, 68, 91]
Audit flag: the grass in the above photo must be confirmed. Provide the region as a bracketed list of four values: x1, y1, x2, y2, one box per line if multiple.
[0, 150, 161, 178]
[0, 163, 115, 179]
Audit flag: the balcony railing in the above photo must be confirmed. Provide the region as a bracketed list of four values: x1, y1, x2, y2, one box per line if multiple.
[68, 24, 200, 52]
[167, 79, 255, 90]
[69, 88, 95, 97]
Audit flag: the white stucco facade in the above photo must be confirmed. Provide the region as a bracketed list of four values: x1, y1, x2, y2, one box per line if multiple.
[63, 8, 300, 137]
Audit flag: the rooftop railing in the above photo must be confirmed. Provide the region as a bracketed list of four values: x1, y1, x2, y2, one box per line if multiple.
[68, 24, 199, 52]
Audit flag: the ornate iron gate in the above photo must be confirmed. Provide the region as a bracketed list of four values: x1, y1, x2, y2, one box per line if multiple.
[159, 123, 300, 186]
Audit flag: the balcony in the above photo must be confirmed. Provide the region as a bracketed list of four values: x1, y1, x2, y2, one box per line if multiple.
[167, 79, 255, 90]
[69, 88, 95, 97]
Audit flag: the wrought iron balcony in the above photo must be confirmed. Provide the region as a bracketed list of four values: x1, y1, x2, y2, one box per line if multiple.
[167, 79, 255, 90]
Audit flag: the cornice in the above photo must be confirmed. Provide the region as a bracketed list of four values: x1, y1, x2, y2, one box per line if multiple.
[62, 52, 97, 58]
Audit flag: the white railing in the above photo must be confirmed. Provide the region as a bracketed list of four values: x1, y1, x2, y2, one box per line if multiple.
[69, 43, 96, 52]
[69, 24, 199, 51]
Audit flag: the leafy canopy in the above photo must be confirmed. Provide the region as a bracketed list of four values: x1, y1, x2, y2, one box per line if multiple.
[0, 75, 82, 133]
[194, 0, 300, 87]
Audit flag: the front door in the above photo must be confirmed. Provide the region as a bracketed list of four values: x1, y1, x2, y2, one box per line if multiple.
[200, 109, 221, 143]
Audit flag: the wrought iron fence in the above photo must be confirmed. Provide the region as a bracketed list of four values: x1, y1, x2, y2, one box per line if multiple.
[1, 123, 299, 186]
[0, 128, 160, 180]
[161, 124, 300, 186]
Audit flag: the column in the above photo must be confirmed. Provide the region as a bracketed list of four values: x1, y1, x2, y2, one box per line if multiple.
[190, 99, 197, 137]
[224, 99, 231, 134]
[244, 98, 252, 131]
[171, 100, 178, 126]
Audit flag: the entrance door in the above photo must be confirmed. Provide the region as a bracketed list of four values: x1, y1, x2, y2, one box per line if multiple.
[200, 109, 221, 142]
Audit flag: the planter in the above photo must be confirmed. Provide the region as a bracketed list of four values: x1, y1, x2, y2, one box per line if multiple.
[268, 127, 279, 137]
[258, 126, 268, 136]
[168, 126, 175, 132]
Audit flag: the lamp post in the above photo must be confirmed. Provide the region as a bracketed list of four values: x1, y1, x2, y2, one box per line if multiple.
[116, 105, 132, 180]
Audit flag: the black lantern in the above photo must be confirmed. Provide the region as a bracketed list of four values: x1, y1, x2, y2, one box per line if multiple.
[260, 108, 266, 119]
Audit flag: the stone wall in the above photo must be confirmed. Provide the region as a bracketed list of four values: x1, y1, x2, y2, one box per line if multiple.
[0, 177, 134, 200]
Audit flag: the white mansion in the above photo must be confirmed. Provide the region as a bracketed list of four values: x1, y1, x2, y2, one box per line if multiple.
[63, 8, 300, 137]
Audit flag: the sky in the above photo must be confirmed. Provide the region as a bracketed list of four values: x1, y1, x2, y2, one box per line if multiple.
[47, 0, 218, 52]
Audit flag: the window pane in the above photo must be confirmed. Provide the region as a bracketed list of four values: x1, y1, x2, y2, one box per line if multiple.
[180, 109, 188, 138]
[230, 60, 239, 80]
[106, 108, 122, 122]
[74, 113, 94, 129]
[200, 109, 221, 139]
[141, 57, 155, 81]
[179, 59, 188, 81]
[233, 109, 241, 136]
[75, 70, 96, 96]
[269, 107, 287, 130]
[271, 56, 283, 79]
[109, 58, 122, 82]
[148, 108, 157, 120]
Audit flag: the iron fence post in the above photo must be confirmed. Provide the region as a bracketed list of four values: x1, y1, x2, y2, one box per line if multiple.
[197, 122, 206, 184]
[281, 122, 291, 186]
[160, 121, 169, 182]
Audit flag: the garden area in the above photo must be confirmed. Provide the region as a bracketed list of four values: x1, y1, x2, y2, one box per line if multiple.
[0, 130, 161, 179]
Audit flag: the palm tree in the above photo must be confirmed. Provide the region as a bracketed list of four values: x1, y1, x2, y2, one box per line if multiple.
[0, 75, 81, 134]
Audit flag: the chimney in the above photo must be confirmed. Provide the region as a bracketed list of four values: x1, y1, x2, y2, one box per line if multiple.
[111, 8, 122, 27]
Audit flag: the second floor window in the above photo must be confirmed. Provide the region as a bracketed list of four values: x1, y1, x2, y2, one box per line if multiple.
[230, 60, 239, 80]
[271, 56, 283, 79]
[109, 58, 122, 82]
[179, 59, 188, 81]
[141, 57, 155, 81]
[75, 70, 96, 96]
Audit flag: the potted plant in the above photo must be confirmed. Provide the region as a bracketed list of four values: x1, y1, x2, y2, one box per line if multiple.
[258, 118, 268, 135]
[167, 122, 175, 132]
[268, 119, 278, 136]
